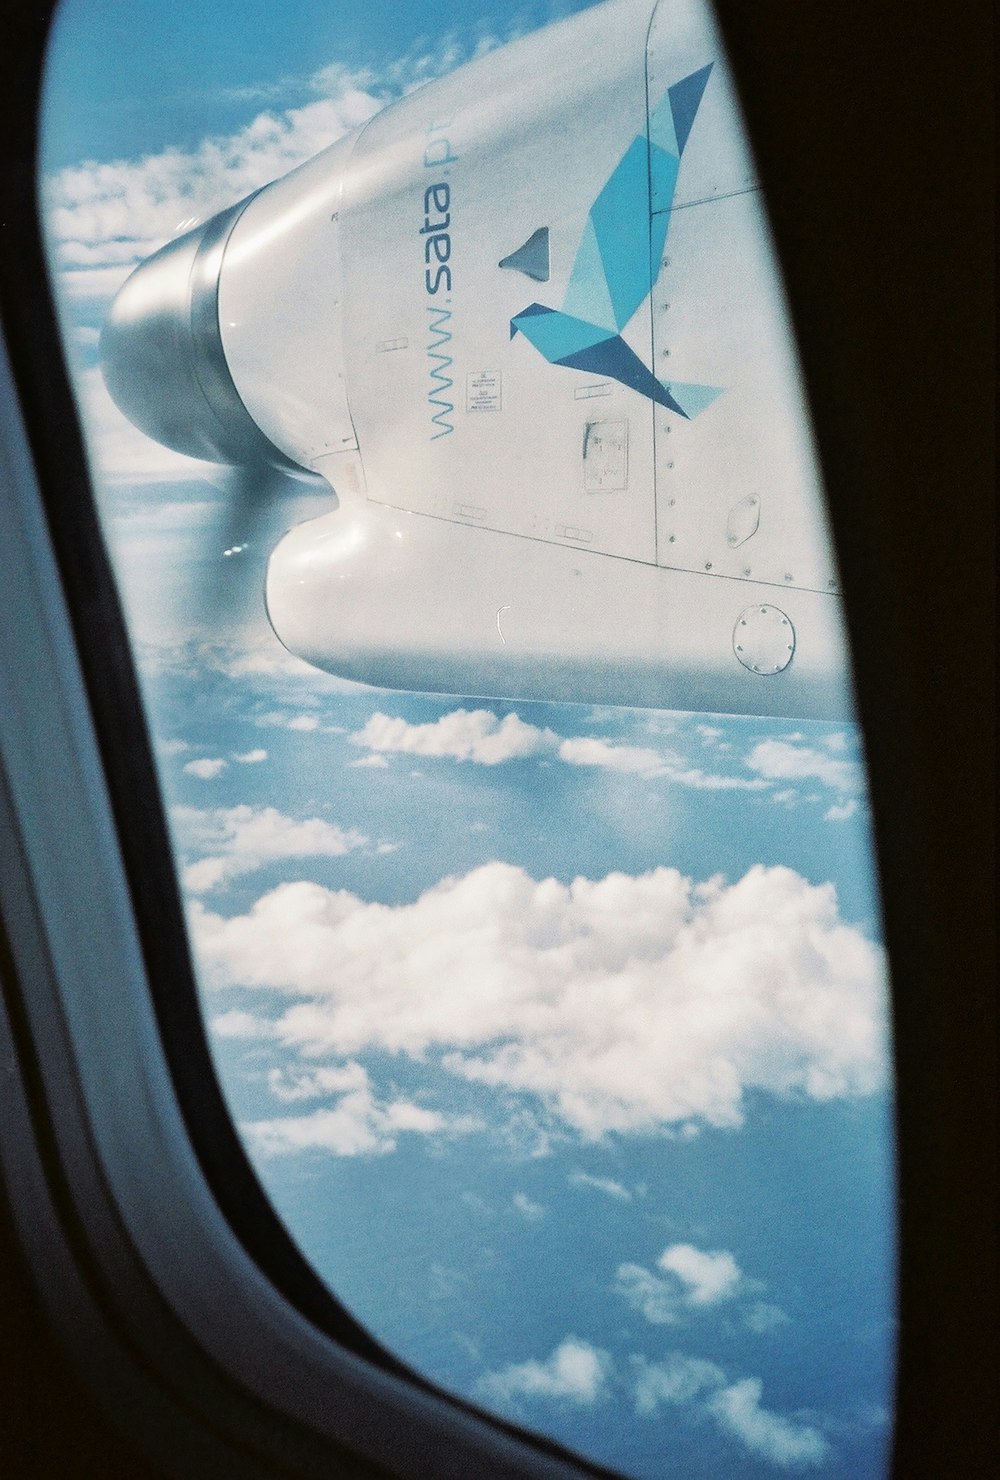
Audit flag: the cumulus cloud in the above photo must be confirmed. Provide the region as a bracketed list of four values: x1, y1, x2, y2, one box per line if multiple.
[618, 1244, 775, 1327]
[233, 748, 268, 764]
[245, 1062, 457, 1157]
[479, 1339, 612, 1407]
[568, 1171, 633, 1201]
[211, 1009, 275, 1040]
[513, 1192, 545, 1220]
[659, 1244, 742, 1305]
[556, 736, 669, 776]
[746, 739, 862, 795]
[351, 709, 556, 766]
[824, 799, 860, 823]
[173, 804, 366, 892]
[190, 861, 889, 1138]
[183, 757, 227, 780]
[633, 1352, 724, 1412]
[349, 707, 773, 789]
[708, 1378, 830, 1468]
[45, 70, 384, 304]
[633, 1355, 829, 1469]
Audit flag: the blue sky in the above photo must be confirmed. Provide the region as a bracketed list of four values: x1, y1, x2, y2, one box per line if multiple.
[41, 1, 895, 1475]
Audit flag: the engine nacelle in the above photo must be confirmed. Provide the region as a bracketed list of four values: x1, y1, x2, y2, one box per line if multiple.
[102, 0, 851, 719]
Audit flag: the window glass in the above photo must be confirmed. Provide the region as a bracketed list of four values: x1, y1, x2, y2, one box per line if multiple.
[41, 2, 896, 1475]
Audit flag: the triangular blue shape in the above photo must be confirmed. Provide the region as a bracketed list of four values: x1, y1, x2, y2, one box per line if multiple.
[513, 305, 606, 361]
[648, 85, 679, 156]
[669, 63, 713, 156]
[499, 227, 550, 283]
[563, 216, 618, 331]
[663, 380, 724, 418]
[649, 141, 680, 218]
[590, 135, 654, 329]
[559, 335, 688, 416]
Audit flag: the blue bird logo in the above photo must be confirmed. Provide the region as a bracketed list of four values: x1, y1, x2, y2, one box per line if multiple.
[510, 64, 722, 420]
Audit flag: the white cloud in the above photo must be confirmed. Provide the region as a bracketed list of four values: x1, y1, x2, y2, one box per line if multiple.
[349, 753, 390, 769]
[183, 757, 227, 780]
[513, 1192, 545, 1220]
[746, 739, 862, 794]
[348, 706, 771, 791]
[191, 861, 889, 1138]
[708, 1378, 830, 1468]
[351, 709, 556, 766]
[233, 748, 268, 764]
[824, 799, 860, 823]
[616, 1263, 684, 1325]
[245, 1062, 455, 1158]
[479, 1339, 612, 1407]
[633, 1356, 830, 1469]
[557, 736, 669, 776]
[210, 1009, 275, 1040]
[45, 72, 384, 306]
[568, 1171, 633, 1201]
[173, 803, 366, 892]
[266, 1062, 369, 1101]
[744, 1302, 791, 1333]
[658, 1244, 742, 1306]
[633, 1352, 724, 1413]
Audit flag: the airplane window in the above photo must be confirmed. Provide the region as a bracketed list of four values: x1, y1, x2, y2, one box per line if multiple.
[40, 0, 896, 1475]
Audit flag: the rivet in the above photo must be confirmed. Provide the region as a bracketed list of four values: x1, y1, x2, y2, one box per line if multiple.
[705, 562, 713, 570]
[668, 535, 676, 543]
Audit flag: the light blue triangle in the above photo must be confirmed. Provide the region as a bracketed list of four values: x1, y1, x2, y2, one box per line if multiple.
[563, 216, 617, 332]
[590, 136, 654, 329]
[515, 308, 607, 361]
[648, 86, 679, 156]
[663, 381, 725, 418]
[649, 142, 680, 217]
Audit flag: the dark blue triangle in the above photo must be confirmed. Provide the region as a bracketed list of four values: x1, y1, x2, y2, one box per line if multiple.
[668, 63, 713, 156]
[557, 335, 689, 416]
[499, 227, 550, 282]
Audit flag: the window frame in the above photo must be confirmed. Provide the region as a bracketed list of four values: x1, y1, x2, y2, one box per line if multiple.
[1, 2, 995, 1476]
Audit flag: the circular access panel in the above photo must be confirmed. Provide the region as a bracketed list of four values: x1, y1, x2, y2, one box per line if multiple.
[733, 605, 795, 675]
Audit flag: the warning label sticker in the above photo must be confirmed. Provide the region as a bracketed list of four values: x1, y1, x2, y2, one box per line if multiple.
[466, 370, 502, 413]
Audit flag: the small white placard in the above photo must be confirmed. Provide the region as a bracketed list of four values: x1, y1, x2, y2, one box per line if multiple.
[467, 370, 502, 413]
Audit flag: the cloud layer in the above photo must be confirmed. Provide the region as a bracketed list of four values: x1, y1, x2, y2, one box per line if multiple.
[479, 1338, 612, 1407]
[633, 1355, 829, 1468]
[246, 1063, 456, 1157]
[174, 804, 366, 892]
[197, 860, 888, 1137]
[617, 1243, 744, 1324]
[351, 707, 775, 788]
